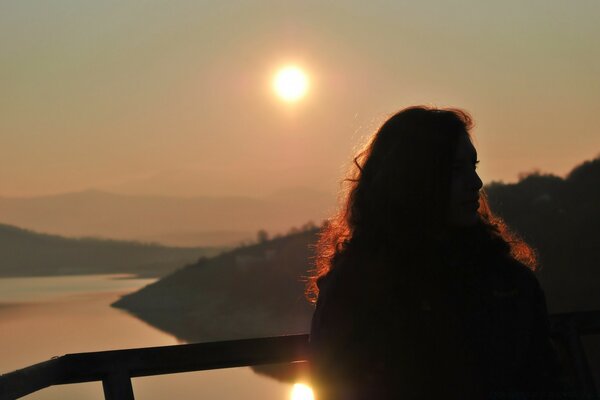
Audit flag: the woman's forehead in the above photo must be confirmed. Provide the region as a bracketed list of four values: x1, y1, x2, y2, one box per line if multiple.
[455, 134, 477, 161]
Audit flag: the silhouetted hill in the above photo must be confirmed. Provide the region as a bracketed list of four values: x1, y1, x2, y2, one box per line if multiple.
[0, 188, 333, 247]
[113, 229, 317, 342]
[114, 156, 600, 342]
[486, 156, 600, 312]
[0, 224, 218, 277]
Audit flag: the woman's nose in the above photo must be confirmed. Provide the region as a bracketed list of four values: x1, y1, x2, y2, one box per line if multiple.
[470, 170, 483, 191]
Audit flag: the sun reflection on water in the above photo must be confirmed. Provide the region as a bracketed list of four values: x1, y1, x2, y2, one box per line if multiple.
[290, 383, 315, 400]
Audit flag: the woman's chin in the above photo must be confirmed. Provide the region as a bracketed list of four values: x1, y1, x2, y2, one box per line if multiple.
[449, 212, 480, 227]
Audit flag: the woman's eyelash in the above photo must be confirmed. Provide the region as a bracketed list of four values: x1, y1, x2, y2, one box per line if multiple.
[453, 160, 480, 170]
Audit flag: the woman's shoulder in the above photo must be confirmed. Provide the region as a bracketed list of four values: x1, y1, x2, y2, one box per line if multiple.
[316, 263, 358, 302]
[490, 255, 543, 298]
[511, 257, 539, 282]
[310, 264, 373, 353]
[311, 255, 403, 333]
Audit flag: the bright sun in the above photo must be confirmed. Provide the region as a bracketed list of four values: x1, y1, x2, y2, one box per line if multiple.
[273, 66, 309, 102]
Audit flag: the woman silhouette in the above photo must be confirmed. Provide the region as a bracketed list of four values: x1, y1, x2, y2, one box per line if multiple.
[308, 106, 561, 399]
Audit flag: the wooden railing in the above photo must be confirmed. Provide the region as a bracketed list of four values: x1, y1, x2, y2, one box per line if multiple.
[1, 311, 599, 400]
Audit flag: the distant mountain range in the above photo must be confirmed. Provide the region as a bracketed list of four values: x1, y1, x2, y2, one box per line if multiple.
[0, 224, 218, 277]
[0, 187, 334, 247]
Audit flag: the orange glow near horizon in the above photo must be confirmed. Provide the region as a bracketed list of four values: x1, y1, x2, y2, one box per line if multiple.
[273, 66, 309, 102]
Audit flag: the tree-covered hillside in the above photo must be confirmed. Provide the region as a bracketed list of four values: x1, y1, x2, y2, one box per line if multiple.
[486, 156, 600, 312]
[113, 229, 316, 342]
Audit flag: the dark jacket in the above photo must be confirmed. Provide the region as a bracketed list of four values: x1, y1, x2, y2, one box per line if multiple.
[310, 252, 562, 400]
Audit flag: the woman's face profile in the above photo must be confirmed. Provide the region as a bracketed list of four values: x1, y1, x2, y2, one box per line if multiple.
[448, 133, 483, 227]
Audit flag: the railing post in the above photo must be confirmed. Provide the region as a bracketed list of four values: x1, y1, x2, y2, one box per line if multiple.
[102, 370, 134, 400]
[566, 321, 597, 397]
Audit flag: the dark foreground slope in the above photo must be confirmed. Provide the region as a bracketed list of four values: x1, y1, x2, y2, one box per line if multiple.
[0, 224, 218, 277]
[113, 229, 317, 342]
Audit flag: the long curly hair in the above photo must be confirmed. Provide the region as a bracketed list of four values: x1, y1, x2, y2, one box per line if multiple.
[307, 106, 537, 303]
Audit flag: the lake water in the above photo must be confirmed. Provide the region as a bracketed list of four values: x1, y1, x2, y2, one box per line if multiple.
[3, 275, 599, 398]
[0, 275, 297, 399]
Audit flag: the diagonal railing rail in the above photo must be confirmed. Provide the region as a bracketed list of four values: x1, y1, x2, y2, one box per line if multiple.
[0, 335, 310, 400]
[1, 310, 599, 400]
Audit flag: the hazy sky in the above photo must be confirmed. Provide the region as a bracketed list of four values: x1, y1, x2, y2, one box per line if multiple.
[2, 0, 599, 198]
